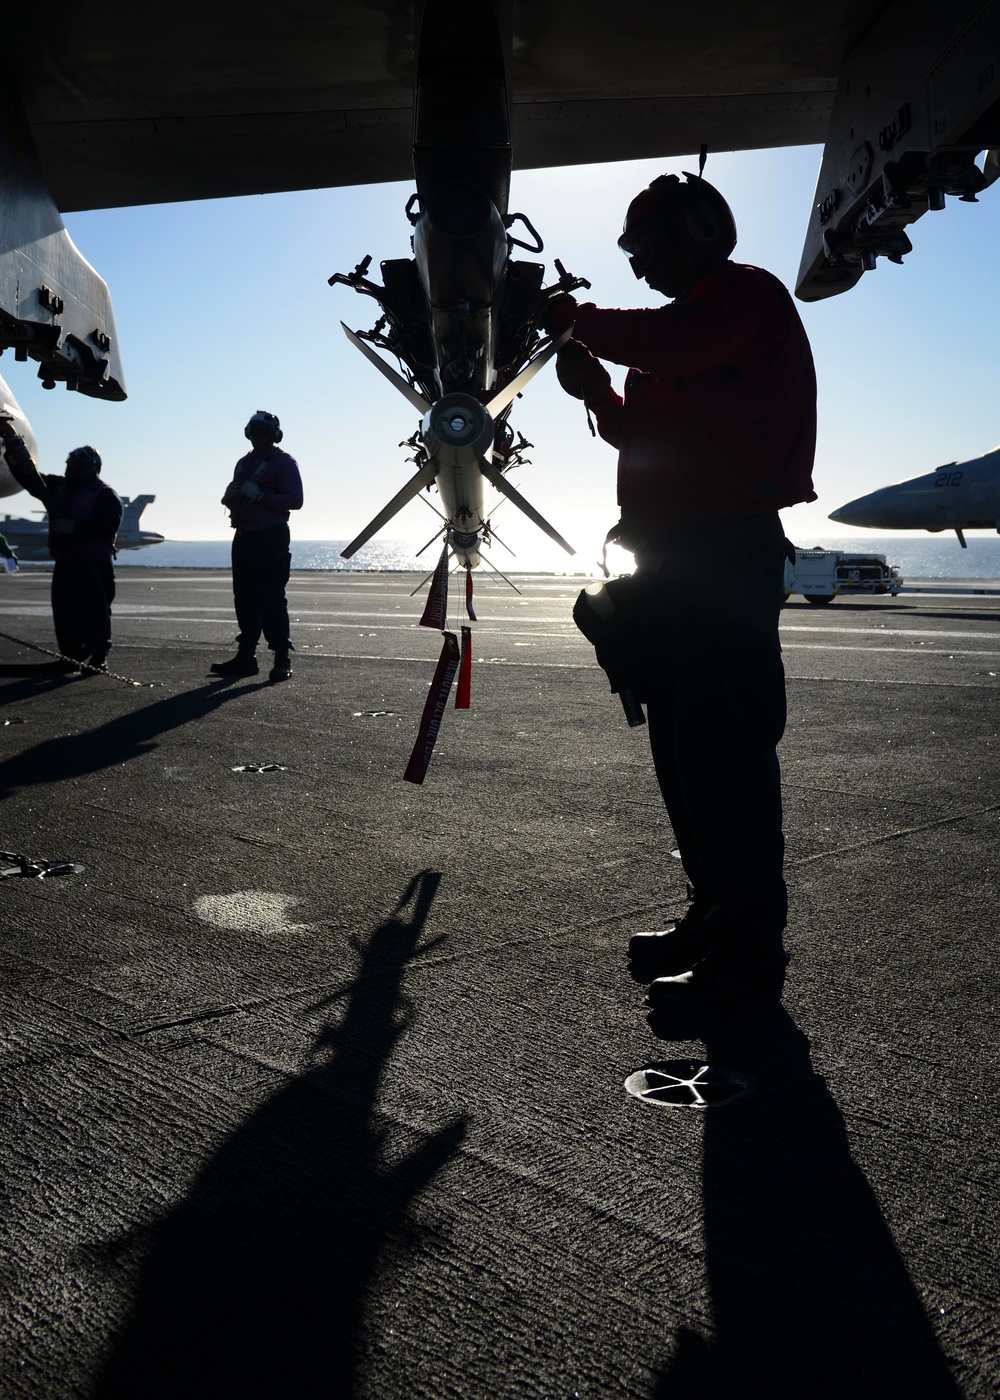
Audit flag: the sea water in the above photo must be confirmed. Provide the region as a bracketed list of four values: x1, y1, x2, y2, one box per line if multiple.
[111, 539, 586, 574]
[107, 535, 1000, 580]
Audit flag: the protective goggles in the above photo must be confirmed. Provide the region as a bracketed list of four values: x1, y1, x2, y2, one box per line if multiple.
[617, 219, 664, 275]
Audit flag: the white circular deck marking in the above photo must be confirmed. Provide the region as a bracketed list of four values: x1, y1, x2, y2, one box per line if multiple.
[192, 890, 311, 935]
[624, 1060, 752, 1109]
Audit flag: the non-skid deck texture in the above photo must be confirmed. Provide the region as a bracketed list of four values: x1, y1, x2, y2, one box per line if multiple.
[0, 569, 997, 1398]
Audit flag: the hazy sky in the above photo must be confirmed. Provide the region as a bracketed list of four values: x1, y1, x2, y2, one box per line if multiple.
[4, 142, 999, 570]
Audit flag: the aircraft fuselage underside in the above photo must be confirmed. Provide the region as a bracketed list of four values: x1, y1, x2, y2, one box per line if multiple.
[2, 0, 999, 423]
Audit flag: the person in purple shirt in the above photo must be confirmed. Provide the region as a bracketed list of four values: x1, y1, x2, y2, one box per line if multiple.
[211, 410, 303, 682]
[1, 432, 122, 671]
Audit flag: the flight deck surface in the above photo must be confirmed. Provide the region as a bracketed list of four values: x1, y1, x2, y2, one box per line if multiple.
[0, 568, 997, 1398]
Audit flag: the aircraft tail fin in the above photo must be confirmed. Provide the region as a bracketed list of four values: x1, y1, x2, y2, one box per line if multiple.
[119, 494, 155, 532]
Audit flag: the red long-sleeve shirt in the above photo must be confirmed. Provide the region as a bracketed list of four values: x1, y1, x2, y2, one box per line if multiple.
[563, 261, 817, 532]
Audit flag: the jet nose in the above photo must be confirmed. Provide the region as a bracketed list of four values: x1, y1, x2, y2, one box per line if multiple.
[828, 486, 892, 528]
[828, 498, 866, 526]
[828, 503, 851, 525]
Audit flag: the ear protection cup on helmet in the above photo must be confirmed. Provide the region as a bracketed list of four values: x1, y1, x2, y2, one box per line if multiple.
[67, 445, 102, 474]
[620, 173, 737, 269]
[679, 176, 731, 244]
[245, 410, 283, 443]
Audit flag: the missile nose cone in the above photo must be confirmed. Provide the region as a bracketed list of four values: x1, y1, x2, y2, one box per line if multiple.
[421, 392, 494, 468]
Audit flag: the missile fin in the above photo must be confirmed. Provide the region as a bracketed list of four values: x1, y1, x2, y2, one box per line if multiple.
[341, 460, 439, 558]
[484, 327, 574, 418]
[479, 459, 575, 556]
[341, 323, 431, 414]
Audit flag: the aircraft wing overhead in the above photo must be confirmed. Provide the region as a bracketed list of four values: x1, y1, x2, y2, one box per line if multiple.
[2, 0, 998, 406]
[9, 2, 882, 211]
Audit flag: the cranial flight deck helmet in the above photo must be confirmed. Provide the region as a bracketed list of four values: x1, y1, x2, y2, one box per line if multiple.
[66, 445, 102, 475]
[618, 167, 737, 283]
[245, 410, 283, 443]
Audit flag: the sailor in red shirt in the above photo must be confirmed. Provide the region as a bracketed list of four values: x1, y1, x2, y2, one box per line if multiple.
[545, 170, 817, 1011]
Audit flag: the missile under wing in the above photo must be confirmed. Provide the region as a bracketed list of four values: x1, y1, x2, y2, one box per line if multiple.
[829, 445, 1000, 547]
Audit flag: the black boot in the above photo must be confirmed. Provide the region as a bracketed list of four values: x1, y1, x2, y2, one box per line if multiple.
[628, 906, 714, 976]
[269, 651, 292, 682]
[210, 648, 258, 676]
[647, 949, 789, 1012]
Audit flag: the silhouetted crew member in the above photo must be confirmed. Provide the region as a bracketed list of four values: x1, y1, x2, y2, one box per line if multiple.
[545, 169, 817, 1010]
[4, 439, 122, 670]
[212, 410, 303, 682]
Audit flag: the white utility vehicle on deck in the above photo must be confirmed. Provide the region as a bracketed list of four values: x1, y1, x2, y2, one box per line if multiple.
[784, 547, 903, 606]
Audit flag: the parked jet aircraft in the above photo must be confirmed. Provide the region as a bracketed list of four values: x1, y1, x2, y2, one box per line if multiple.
[1, 495, 163, 561]
[830, 445, 1000, 547]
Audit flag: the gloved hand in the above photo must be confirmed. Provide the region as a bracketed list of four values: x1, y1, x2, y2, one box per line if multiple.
[555, 340, 611, 404]
[1, 432, 34, 471]
[240, 479, 263, 501]
[542, 293, 578, 338]
[50, 518, 75, 534]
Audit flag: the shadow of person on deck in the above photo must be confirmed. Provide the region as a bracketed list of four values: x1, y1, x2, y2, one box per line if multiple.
[0, 678, 264, 797]
[94, 870, 467, 1399]
[0, 661, 74, 677]
[649, 1007, 961, 1400]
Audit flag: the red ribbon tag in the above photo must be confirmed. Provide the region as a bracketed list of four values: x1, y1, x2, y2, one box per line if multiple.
[403, 631, 460, 784]
[419, 542, 450, 629]
[455, 625, 472, 708]
[465, 567, 477, 621]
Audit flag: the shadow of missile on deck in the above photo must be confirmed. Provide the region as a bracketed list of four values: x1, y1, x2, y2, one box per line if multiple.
[94, 870, 468, 1399]
[649, 1008, 961, 1399]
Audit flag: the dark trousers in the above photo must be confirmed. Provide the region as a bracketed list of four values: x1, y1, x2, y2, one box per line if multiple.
[51, 558, 115, 661]
[631, 514, 789, 968]
[231, 524, 292, 653]
[646, 645, 788, 965]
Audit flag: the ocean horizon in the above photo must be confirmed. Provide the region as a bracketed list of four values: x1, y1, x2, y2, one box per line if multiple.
[16, 535, 1000, 580]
